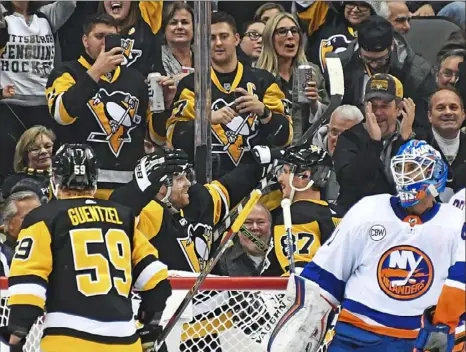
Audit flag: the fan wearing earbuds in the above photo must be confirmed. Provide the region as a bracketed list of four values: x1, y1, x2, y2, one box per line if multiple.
[258, 144, 342, 277]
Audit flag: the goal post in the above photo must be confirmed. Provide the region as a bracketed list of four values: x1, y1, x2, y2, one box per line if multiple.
[0, 275, 289, 352]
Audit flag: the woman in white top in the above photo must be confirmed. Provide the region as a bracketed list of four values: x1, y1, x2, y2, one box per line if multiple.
[0, 1, 76, 179]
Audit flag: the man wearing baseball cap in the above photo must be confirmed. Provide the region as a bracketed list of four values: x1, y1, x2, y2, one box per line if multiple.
[332, 73, 416, 213]
[338, 15, 435, 135]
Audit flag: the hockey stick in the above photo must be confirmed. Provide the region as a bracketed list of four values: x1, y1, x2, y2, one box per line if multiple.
[281, 198, 295, 273]
[155, 171, 275, 349]
[296, 52, 344, 147]
[239, 225, 268, 253]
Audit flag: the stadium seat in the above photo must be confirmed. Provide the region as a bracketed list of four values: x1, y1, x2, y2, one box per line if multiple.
[405, 16, 462, 66]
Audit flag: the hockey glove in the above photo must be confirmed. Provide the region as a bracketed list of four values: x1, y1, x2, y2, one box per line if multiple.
[134, 148, 189, 192]
[136, 310, 167, 352]
[0, 326, 26, 352]
[414, 306, 455, 352]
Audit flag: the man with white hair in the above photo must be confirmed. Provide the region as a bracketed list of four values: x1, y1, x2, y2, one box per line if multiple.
[387, 1, 412, 35]
[312, 105, 363, 204]
[0, 191, 41, 276]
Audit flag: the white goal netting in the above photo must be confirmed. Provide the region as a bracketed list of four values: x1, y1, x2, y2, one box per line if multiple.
[0, 274, 290, 352]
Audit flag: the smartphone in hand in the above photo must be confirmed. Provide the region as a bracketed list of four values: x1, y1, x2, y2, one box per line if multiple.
[105, 34, 123, 52]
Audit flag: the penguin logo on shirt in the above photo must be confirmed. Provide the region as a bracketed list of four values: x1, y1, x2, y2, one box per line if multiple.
[377, 245, 434, 301]
[121, 38, 142, 67]
[319, 34, 352, 70]
[210, 98, 259, 165]
[87, 89, 141, 157]
[177, 223, 213, 272]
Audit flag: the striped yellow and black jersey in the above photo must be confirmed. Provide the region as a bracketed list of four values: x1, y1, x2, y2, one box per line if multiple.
[261, 199, 341, 276]
[45, 53, 169, 198]
[8, 197, 170, 352]
[166, 61, 292, 179]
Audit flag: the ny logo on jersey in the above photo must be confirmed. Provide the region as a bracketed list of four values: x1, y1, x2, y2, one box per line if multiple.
[87, 89, 141, 157]
[377, 245, 434, 301]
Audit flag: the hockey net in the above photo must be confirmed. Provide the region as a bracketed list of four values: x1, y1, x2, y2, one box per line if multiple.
[0, 275, 290, 352]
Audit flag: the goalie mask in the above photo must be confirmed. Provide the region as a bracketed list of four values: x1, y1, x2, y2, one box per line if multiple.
[390, 140, 448, 208]
[51, 143, 98, 196]
[274, 144, 333, 201]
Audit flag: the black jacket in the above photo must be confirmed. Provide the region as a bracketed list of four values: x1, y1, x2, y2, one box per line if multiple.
[217, 237, 263, 276]
[337, 34, 437, 136]
[333, 123, 407, 213]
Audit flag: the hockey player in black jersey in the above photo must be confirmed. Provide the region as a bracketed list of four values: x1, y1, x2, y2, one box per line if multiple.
[2, 144, 171, 352]
[260, 144, 342, 276]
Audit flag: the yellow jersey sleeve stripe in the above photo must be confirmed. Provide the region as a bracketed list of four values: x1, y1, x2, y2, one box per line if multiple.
[139, 1, 163, 34]
[8, 293, 46, 309]
[137, 201, 164, 242]
[136, 263, 169, 292]
[45, 72, 77, 125]
[10, 221, 52, 283]
[132, 227, 160, 268]
[204, 182, 229, 226]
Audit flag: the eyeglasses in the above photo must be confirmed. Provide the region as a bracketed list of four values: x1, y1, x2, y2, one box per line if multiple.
[28, 143, 53, 154]
[360, 51, 391, 65]
[274, 26, 300, 37]
[439, 69, 460, 81]
[394, 16, 412, 24]
[345, 2, 371, 11]
[243, 31, 262, 41]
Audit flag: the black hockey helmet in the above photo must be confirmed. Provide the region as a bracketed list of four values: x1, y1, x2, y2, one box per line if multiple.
[52, 143, 98, 191]
[276, 144, 333, 188]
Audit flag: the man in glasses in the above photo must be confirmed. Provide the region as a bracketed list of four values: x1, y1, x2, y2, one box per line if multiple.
[338, 15, 436, 136]
[436, 49, 465, 89]
[387, 1, 412, 35]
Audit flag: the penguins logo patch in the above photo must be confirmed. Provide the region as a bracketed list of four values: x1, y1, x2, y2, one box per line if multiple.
[211, 98, 259, 165]
[121, 38, 142, 67]
[319, 34, 351, 70]
[87, 89, 141, 157]
[177, 223, 213, 272]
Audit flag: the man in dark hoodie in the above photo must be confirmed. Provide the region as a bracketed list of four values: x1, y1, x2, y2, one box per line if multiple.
[338, 15, 436, 136]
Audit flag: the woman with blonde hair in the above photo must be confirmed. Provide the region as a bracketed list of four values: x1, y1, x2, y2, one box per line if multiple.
[256, 12, 329, 143]
[2, 125, 55, 201]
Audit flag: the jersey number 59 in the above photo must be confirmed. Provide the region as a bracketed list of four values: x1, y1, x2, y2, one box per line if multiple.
[70, 228, 132, 297]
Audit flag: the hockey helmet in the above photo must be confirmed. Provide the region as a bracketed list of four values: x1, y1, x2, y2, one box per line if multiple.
[52, 143, 99, 192]
[275, 144, 333, 189]
[390, 140, 448, 207]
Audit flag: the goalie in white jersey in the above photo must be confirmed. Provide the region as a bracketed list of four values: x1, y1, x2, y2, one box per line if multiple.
[267, 140, 464, 352]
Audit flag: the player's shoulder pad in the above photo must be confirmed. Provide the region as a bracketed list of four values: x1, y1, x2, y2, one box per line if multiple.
[288, 200, 334, 225]
[437, 203, 464, 226]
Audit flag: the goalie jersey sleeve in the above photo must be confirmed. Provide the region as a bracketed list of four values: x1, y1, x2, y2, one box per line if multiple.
[8, 198, 169, 345]
[433, 222, 466, 332]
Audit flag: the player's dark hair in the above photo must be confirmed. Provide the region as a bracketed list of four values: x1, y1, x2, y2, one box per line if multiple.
[428, 86, 464, 112]
[82, 13, 118, 36]
[211, 11, 237, 34]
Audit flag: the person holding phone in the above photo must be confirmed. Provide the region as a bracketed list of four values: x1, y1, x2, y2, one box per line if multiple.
[45, 13, 175, 200]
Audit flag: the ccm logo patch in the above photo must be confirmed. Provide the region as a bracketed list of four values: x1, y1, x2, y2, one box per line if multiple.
[370, 225, 386, 241]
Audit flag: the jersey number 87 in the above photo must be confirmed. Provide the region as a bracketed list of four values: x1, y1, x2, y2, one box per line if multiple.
[70, 228, 132, 297]
[280, 232, 315, 257]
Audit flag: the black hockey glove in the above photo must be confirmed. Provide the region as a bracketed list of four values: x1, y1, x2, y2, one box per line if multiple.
[0, 326, 26, 352]
[136, 310, 167, 352]
[134, 148, 189, 192]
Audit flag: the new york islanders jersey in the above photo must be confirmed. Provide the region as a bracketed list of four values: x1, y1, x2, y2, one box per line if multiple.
[8, 197, 169, 351]
[449, 188, 465, 210]
[166, 62, 292, 178]
[45, 54, 163, 197]
[262, 199, 341, 276]
[301, 194, 464, 339]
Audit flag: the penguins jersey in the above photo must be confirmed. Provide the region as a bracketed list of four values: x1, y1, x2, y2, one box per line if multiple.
[449, 188, 465, 210]
[166, 62, 292, 178]
[45, 54, 167, 197]
[118, 1, 165, 77]
[301, 194, 464, 339]
[261, 199, 341, 276]
[135, 163, 265, 273]
[8, 197, 169, 350]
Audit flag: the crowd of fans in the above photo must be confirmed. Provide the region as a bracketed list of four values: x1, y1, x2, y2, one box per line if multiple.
[0, 0, 465, 284]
